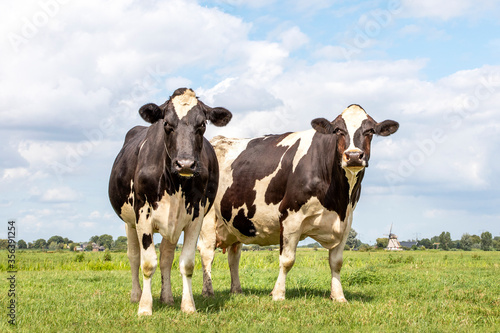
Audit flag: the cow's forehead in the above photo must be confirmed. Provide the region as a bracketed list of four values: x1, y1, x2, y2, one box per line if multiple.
[172, 89, 198, 119]
[341, 105, 368, 132]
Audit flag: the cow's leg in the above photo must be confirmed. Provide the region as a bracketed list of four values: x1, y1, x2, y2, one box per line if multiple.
[228, 243, 242, 294]
[126, 223, 142, 303]
[178, 219, 203, 313]
[136, 209, 157, 316]
[329, 245, 348, 302]
[159, 238, 176, 305]
[271, 222, 301, 301]
[198, 210, 216, 298]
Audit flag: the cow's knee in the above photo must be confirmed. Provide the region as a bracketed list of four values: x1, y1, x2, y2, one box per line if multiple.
[280, 253, 296, 272]
[142, 260, 157, 278]
[180, 258, 195, 277]
[331, 258, 343, 273]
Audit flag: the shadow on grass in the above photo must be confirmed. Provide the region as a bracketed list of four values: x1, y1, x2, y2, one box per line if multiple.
[154, 287, 374, 313]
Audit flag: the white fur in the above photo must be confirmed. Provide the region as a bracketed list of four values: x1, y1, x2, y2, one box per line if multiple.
[341, 105, 367, 152]
[172, 89, 198, 119]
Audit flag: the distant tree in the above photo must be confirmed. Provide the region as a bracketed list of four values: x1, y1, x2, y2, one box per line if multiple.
[98, 234, 114, 249]
[0, 239, 8, 249]
[493, 237, 500, 251]
[90, 235, 99, 244]
[376, 238, 389, 249]
[63, 237, 72, 244]
[85, 243, 93, 251]
[418, 238, 432, 249]
[480, 231, 492, 251]
[47, 235, 64, 244]
[48, 241, 58, 251]
[460, 233, 472, 251]
[113, 236, 128, 251]
[33, 238, 47, 249]
[470, 234, 481, 246]
[69, 243, 78, 251]
[17, 239, 27, 249]
[345, 229, 359, 250]
[28, 242, 33, 249]
[438, 232, 451, 251]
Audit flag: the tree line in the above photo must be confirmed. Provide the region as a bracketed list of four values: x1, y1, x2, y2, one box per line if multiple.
[1, 230, 498, 252]
[375, 231, 499, 251]
[0, 234, 128, 251]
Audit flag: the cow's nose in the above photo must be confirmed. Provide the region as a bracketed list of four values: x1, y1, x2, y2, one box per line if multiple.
[174, 159, 197, 176]
[345, 151, 364, 162]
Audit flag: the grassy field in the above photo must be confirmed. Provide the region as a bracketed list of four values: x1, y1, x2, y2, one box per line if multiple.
[1, 249, 499, 332]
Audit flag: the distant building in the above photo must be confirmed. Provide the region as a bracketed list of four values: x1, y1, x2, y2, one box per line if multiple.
[386, 234, 402, 251]
[400, 241, 418, 248]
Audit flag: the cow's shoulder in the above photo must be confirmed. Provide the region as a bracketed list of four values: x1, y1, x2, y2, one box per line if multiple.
[124, 125, 148, 146]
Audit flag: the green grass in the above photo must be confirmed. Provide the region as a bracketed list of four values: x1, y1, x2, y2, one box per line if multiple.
[1, 249, 499, 332]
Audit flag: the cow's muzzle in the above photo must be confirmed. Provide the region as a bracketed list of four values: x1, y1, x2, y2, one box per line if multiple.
[342, 150, 367, 171]
[173, 158, 197, 177]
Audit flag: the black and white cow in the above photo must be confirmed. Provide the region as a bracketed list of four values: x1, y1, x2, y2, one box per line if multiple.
[197, 104, 398, 301]
[108, 88, 232, 315]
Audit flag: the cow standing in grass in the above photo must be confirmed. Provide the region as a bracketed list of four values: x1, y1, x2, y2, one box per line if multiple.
[197, 104, 398, 301]
[109, 88, 232, 315]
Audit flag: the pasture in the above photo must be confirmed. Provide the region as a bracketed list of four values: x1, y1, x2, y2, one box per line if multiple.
[1, 249, 498, 332]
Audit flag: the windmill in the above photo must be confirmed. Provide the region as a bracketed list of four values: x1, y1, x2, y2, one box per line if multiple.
[385, 223, 402, 251]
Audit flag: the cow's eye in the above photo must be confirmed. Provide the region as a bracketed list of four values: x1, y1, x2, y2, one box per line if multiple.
[334, 128, 345, 136]
[196, 123, 206, 134]
[364, 129, 375, 136]
[164, 122, 174, 134]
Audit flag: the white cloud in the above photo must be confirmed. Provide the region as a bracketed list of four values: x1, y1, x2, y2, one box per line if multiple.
[41, 187, 80, 203]
[210, 0, 276, 8]
[400, 0, 499, 20]
[278, 26, 309, 52]
[1, 0, 500, 244]
[89, 211, 101, 219]
[2, 168, 30, 181]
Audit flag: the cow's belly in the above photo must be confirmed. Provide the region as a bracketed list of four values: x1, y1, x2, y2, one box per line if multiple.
[217, 197, 353, 249]
[121, 189, 202, 244]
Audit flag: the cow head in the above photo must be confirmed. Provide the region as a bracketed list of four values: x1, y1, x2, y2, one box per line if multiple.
[311, 104, 398, 172]
[138, 88, 232, 177]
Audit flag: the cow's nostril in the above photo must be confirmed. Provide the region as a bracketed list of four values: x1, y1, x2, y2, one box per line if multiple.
[190, 161, 196, 170]
[359, 152, 364, 160]
[175, 160, 183, 169]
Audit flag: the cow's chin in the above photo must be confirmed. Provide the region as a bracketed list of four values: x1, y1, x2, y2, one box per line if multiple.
[177, 172, 195, 178]
[342, 164, 365, 173]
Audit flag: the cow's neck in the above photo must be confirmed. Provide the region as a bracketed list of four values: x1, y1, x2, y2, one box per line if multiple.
[138, 122, 179, 196]
[343, 168, 360, 197]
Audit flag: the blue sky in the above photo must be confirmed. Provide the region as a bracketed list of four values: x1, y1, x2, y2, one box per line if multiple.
[1, 0, 499, 245]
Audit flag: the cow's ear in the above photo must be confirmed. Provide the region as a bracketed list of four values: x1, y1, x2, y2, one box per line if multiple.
[311, 118, 334, 134]
[139, 103, 164, 124]
[206, 106, 232, 127]
[375, 120, 399, 136]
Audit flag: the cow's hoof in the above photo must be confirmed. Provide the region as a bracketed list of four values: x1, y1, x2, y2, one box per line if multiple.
[138, 308, 152, 316]
[202, 289, 214, 298]
[131, 291, 142, 303]
[160, 295, 174, 306]
[181, 304, 196, 314]
[230, 287, 242, 294]
[331, 296, 348, 303]
[271, 292, 285, 301]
